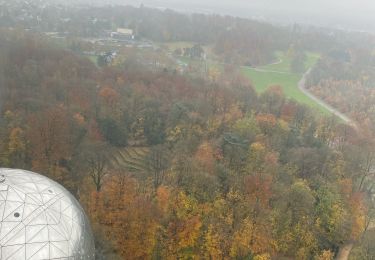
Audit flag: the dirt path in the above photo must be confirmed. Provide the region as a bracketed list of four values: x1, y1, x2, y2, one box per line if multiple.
[336, 243, 354, 260]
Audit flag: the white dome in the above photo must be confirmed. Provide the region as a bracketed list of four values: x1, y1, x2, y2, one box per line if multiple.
[0, 168, 95, 260]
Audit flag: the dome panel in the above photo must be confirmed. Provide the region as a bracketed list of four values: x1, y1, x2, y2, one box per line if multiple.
[0, 168, 95, 260]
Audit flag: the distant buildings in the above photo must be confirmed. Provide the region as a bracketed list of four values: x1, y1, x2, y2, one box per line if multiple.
[182, 44, 205, 59]
[111, 28, 135, 40]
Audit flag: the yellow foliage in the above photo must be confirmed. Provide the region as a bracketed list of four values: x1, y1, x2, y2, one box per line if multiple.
[167, 125, 183, 143]
[204, 224, 223, 259]
[314, 250, 334, 260]
[250, 142, 266, 153]
[223, 104, 243, 124]
[230, 217, 254, 258]
[278, 119, 289, 131]
[208, 67, 221, 82]
[87, 175, 159, 259]
[4, 110, 15, 121]
[164, 191, 202, 258]
[254, 253, 271, 260]
[8, 127, 26, 154]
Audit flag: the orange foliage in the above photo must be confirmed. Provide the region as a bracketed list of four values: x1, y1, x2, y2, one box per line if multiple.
[281, 103, 297, 122]
[195, 141, 215, 174]
[256, 114, 277, 134]
[244, 174, 273, 208]
[27, 106, 72, 176]
[156, 186, 171, 214]
[99, 86, 119, 107]
[164, 192, 202, 258]
[95, 174, 159, 259]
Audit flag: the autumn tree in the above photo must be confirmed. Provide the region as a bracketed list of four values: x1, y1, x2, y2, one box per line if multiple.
[81, 142, 111, 192]
[27, 106, 73, 182]
[7, 127, 27, 168]
[146, 144, 171, 190]
[162, 191, 202, 258]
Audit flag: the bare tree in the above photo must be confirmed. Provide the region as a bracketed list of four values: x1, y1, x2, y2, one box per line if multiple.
[83, 142, 111, 192]
[146, 145, 170, 190]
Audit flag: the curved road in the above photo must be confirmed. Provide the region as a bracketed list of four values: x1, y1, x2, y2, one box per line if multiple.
[298, 69, 358, 130]
[299, 69, 360, 260]
[175, 53, 357, 129]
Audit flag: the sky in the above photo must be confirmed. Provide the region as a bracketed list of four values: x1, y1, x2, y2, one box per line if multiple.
[69, 0, 375, 32]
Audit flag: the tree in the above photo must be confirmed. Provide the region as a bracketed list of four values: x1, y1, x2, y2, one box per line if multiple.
[163, 191, 202, 258]
[288, 181, 316, 223]
[204, 224, 223, 259]
[194, 141, 215, 174]
[143, 101, 166, 145]
[83, 142, 111, 192]
[98, 86, 120, 115]
[259, 85, 285, 116]
[146, 145, 170, 189]
[7, 127, 27, 167]
[98, 117, 128, 147]
[27, 106, 72, 179]
[314, 186, 348, 246]
[95, 174, 159, 259]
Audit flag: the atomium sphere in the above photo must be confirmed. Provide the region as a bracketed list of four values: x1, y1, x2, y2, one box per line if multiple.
[0, 168, 95, 260]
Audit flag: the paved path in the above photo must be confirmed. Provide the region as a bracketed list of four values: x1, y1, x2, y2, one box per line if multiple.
[298, 69, 358, 129]
[175, 54, 357, 129]
[250, 67, 292, 75]
[336, 243, 354, 260]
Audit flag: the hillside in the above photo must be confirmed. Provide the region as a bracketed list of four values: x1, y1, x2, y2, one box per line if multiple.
[0, 29, 372, 259]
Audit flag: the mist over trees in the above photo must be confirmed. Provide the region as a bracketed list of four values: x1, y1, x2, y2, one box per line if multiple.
[1, 1, 375, 259]
[0, 26, 373, 259]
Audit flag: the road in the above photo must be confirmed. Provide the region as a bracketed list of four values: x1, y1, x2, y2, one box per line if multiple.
[298, 69, 358, 129]
[299, 70, 361, 260]
[175, 54, 357, 129]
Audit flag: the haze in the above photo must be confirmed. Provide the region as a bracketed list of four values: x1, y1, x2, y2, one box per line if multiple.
[64, 0, 375, 32]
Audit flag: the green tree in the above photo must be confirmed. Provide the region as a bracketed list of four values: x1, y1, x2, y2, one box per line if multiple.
[98, 117, 128, 147]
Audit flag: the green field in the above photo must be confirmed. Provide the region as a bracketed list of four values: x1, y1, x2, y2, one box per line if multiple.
[173, 47, 328, 114]
[257, 51, 320, 73]
[241, 52, 329, 114]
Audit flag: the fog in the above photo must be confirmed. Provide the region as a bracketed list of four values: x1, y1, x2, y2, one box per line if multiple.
[65, 0, 375, 32]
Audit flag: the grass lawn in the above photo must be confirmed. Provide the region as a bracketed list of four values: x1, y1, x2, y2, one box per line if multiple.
[176, 49, 328, 114]
[241, 68, 325, 110]
[241, 51, 329, 114]
[258, 51, 320, 73]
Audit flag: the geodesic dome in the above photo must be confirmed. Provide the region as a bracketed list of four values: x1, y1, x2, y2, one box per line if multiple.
[0, 168, 95, 260]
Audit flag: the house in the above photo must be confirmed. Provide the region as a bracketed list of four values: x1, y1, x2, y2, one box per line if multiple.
[111, 28, 134, 41]
[183, 44, 205, 59]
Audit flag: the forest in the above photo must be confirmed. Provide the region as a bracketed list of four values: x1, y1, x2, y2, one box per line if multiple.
[2, 0, 375, 258]
[0, 25, 374, 259]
